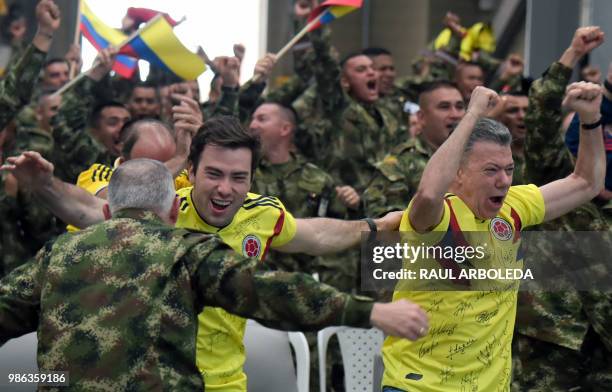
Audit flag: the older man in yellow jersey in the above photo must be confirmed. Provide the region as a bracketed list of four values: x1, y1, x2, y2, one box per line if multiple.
[381, 83, 605, 392]
[5, 115, 409, 391]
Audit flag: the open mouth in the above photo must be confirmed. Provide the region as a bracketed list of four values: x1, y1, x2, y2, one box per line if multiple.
[366, 80, 377, 91]
[210, 199, 231, 213]
[489, 196, 504, 208]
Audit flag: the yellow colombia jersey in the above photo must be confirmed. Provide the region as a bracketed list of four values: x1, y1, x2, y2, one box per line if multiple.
[68, 164, 192, 232]
[175, 186, 298, 391]
[382, 185, 545, 392]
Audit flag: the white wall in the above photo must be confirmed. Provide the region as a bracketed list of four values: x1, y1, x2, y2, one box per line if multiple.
[83, 0, 267, 99]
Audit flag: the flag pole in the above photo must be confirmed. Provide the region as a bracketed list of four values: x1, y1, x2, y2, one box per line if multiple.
[52, 13, 167, 98]
[251, 11, 324, 83]
[68, 0, 82, 79]
[276, 12, 324, 61]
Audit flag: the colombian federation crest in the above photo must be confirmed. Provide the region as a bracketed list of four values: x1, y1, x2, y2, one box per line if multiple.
[490, 218, 513, 241]
[242, 235, 262, 258]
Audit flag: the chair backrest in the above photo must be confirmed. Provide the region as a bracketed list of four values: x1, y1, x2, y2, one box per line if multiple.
[243, 320, 309, 392]
[318, 327, 384, 392]
[0, 332, 38, 391]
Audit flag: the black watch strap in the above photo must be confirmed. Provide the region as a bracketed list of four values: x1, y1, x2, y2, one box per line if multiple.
[363, 217, 377, 232]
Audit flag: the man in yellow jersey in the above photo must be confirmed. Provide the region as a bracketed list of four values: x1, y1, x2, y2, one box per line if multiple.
[381, 83, 605, 392]
[5, 116, 407, 391]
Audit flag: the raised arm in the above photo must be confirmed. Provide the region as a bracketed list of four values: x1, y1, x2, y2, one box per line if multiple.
[540, 82, 605, 221]
[190, 238, 429, 340]
[409, 87, 498, 232]
[1, 151, 105, 228]
[274, 211, 402, 255]
[0, 0, 60, 130]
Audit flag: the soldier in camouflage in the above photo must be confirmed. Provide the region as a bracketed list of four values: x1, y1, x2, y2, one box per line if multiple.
[0, 0, 61, 278]
[512, 26, 612, 391]
[307, 25, 404, 191]
[0, 158, 430, 391]
[362, 47, 411, 125]
[362, 81, 465, 217]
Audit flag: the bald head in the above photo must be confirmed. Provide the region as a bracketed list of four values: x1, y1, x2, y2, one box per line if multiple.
[120, 119, 177, 162]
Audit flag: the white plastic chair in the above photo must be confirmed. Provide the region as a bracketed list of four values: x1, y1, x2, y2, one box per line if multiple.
[318, 327, 384, 392]
[243, 320, 309, 392]
[0, 332, 38, 391]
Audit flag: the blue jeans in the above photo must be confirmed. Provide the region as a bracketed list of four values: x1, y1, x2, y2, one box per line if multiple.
[382, 387, 407, 392]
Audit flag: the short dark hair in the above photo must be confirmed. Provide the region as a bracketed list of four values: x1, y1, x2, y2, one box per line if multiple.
[417, 80, 461, 103]
[456, 61, 484, 74]
[128, 82, 160, 102]
[340, 51, 367, 69]
[362, 47, 392, 57]
[189, 115, 261, 176]
[119, 119, 174, 159]
[43, 58, 69, 70]
[89, 101, 128, 128]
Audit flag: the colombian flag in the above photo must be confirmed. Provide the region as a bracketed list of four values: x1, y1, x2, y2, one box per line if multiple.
[120, 17, 206, 81]
[307, 0, 363, 32]
[80, 1, 138, 78]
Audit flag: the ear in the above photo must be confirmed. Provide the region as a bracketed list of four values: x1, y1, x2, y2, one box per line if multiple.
[103, 204, 112, 220]
[340, 74, 350, 91]
[416, 109, 425, 122]
[188, 163, 195, 184]
[168, 196, 180, 225]
[280, 122, 292, 137]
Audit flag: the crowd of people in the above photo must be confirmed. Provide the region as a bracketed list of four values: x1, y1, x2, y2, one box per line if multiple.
[0, 0, 611, 391]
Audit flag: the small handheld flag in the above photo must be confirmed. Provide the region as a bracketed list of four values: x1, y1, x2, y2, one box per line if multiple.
[120, 16, 206, 81]
[80, 0, 137, 78]
[307, 0, 363, 32]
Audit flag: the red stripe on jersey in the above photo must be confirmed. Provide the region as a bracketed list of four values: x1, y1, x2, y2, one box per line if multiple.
[510, 207, 522, 243]
[260, 208, 285, 262]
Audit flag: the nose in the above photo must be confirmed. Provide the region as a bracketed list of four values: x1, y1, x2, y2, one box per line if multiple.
[497, 170, 513, 188]
[216, 177, 232, 196]
[451, 107, 464, 120]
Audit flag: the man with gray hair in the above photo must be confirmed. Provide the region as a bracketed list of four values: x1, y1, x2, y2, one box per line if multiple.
[0, 157, 430, 390]
[381, 83, 605, 391]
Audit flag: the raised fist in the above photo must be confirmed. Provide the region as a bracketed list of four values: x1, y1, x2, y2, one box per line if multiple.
[562, 82, 602, 124]
[36, 0, 61, 34]
[569, 26, 605, 57]
[467, 86, 500, 118]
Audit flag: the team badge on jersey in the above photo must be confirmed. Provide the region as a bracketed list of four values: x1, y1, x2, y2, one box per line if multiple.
[242, 235, 262, 257]
[490, 218, 513, 241]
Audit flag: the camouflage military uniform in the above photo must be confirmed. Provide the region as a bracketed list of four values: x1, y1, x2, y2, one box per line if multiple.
[0, 43, 47, 131]
[2, 115, 64, 278]
[308, 28, 404, 191]
[51, 77, 116, 184]
[362, 135, 434, 218]
[0, 209, 374, 391]
[0, 43, 51, 277]
[512, 61, 612, 391]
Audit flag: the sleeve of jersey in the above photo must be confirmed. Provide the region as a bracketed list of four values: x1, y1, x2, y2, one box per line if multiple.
[399, 198, 450, 245]
[76, 164, 113, 196]
[269, 200, 298, 248]
[504, 185, 546, 228]
[174, 170, 192, 190]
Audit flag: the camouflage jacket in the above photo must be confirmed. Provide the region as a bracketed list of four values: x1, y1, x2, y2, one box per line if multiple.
[362, 135, 434, 217]
[309, 28, 404, 191]
[517, 60, 612, 351]
[0, 43, 47, 131]
[0, 209, 374, 390]
[51, 77, 116, 183]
